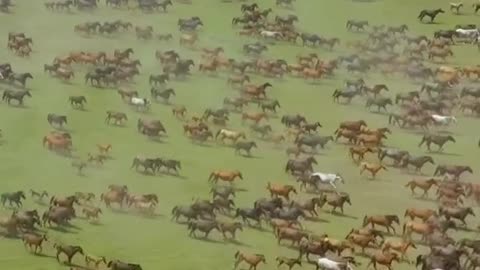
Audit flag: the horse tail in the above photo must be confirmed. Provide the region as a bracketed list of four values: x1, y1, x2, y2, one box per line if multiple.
[418, 135, 426, 147]
[100, 193, 104, 202]
[215, 129, 222, 139]
[405, 181, 413, 188]
[404, 209, 410, 217]
[234, 250, 240, 259]
[402, 223, 407, 236]
[171, 206, 177, 215]
[362, 215, 369, 227]
[49, 196, 55, 205]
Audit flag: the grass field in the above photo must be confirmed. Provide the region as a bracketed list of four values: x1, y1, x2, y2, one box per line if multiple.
[0, 0, 480, 269]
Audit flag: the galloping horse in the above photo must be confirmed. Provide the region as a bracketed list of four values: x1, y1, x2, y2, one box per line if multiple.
[216, 129, 246, 143]
[2, 90, 31, 105]
[418, 9, 445, 23]
[234, 251, 266, 270]
[208, 170, 243, 184]
[243, 82, 272, 99]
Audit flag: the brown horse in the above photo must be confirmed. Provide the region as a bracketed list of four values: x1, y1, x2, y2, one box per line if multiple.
[228, 74, 250, 87]
[233, 251, 266, 270]
[199, 59, 219, 73]
[339, 120, 367, 131]
[218, 221, 243, 240]
[346, 234, 378, 254]
[22, 233, 48, 254]
[367, 251, 399, 270]
[359, 162, 387, 179]
[117, 89, 138, 100]
[402, 221, 436, 241]
[404, 208, 437, 221]
[334, 128, 359, 144]
[434, 165, 473, 180]
[439, 206, 475, 226]
[172, 105, 187, 118]
[242, 112, 268, 124]
[276, 257, 302, 270]
[323, 238, 355, 255]
[208, 170, 243, 184]
[97, 144, 112, 154]
[319, 193, 351, 214]
[404, 178, 438, 197]
[105, 111, 128, 125]
[100, 190, 127, 208]
[54, 244, 84, 264]
[243, 82, 272, 99]
[275, 227, 308, 246]
[50, 195, 78, 208]
[349, 146, 375, 163]
[82, 207, 102, 221]
[363, 215, 400, 234]
[418, 134, 455, 152]
[428, 47, 453, 61]
[267, 183, 297, 200]
[85, 254, 107, 268]
[43, 134, 72, 153]
[356, 133, 385, 147]
[382, 239, 417, 260]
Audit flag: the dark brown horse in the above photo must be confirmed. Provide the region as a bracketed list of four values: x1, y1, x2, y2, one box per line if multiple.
[363, 215, 400, 234]
[418, 134, 455, 152]
[54, 244, 84, 264]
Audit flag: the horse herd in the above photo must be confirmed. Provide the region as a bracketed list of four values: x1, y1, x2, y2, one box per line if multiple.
[3, 0, 480, 270]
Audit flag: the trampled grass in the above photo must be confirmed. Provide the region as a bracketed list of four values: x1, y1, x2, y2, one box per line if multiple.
[0, 0, 479, 269]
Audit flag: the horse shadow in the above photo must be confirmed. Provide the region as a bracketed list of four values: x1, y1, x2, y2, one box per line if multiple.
[226, 239, 250, 247]
[110, 208, 129, 215]
[73, 107, 89, 112]
[164, 173, 188, 180]
[248, 225, 269, 232]
[64, 262, 92, 270]
[88, 220, 104, 226]
[192, 142, 213, 148]
[33, 253, 56, 259]
[33, 200, 48, 206]
[49, 226, 76, 234]
[147, 136, 166, 144]
[413, 196, 436, 203]
[304, 216, 330, 223]
[428, 151, 460, 157]
[0, 232, 20, 239]
[329, 211, 357, 220]
[191, 236, 226, 245]
[238, 154, 261, 159]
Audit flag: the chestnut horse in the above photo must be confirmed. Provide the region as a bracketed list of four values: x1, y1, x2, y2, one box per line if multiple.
[234, 251, 266, 270]
[359, 162, 387, 179]
[208, 170, 243, 184]
[242, 112, 268, 124]
[267, 182, 297, 201]
[363, 215, 400, 234]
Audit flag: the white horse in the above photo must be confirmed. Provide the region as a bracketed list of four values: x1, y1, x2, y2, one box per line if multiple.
[431, 114, 457, 125]
[455, 28, 479, 40]
[316, 257, 354, 270]
[130, 97, 150, 111]
[449, 2, 463, 13]
[260, 30, 283, 40]
[310, 172, 344, 189]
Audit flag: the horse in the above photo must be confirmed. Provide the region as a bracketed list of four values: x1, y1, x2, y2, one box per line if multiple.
[431, 114, 457, 126]
[401, 155, 435, 173]
[316, 257, 354, 270]
[439, 206, 475, 226]
[418, 9, 445, 23]
[260, 30, 283, 40]
[150, 88, 175, 104]
[129, 97, 150, 111]
[2, 89, 31, 105]
[47, 113, 67, 127]
[363, 215, 400, 234]
[382, 239, 417, 260]
[8, 72, 33, 87]
[349, 146, 376, 163]
[367, 251, 399, 270]
[54, 244, 84, 264]
[82, 207, 102, 220]
[405, 178, 438, 197]
[346, 20, 369, 31]
[68, 96, 87, 109]
[234, 251, 266, 270]
[241, 112, 268, 124]
[295, 135, 333, 150]
[216, 129, 246, 143]
[85, 254, 107, 268]
[359, 162, 387, 179]
[1, 191, 26, 208]
[332, 88, 362, 104]
[234, 141, 257, 156]
[310, 172, 344, 190]
[434, 165, 472, 180]
[105, 111, 128, 125]
[418, 134, 455, 152]
[107, 260, 142, 270]
[285, 156, 317, 175]
[428, 47, 453, 61]
[276, 257, 301, 270]
[365, 97, 393, 112]
[218, 221, 243, 240]
[131, 156, 156, 174]
[243, 82, 272, 99]
[267, 183, 297, 201]
[208, 170, 242, 184]
[449, 2, 463, 13]
[22, 233, 48, 254]
[30, 189, 49, 201]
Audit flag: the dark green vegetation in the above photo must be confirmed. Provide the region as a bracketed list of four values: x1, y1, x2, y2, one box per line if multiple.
[0, 0, 479, 269]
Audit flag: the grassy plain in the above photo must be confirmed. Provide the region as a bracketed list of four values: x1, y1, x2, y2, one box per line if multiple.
[0, 0, 480, 269]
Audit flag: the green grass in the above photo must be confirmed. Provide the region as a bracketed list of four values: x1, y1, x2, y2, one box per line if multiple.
[0, 0, 479, 269]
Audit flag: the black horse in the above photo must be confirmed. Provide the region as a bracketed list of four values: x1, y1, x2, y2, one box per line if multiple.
[47, 113, 68, 127]
[346, 20, 369, 31]
[300, 33, 322, 46]
[8, 72, 33, 88]
[156, 158, 181, 174]
[418, 9, 444, 23]
[1, 191, 26, 208]
[107, 260, 142, 270]
[149, 73, 169, 86]
[234, 141, 257, 156]
[150, 88, 175, 103]
[2, 89, 32, 105]
[235, 207, 265, 226]
[131, 156, 157, 174]
[68, 96, 87, 109]
[163, 59, 194, 78]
